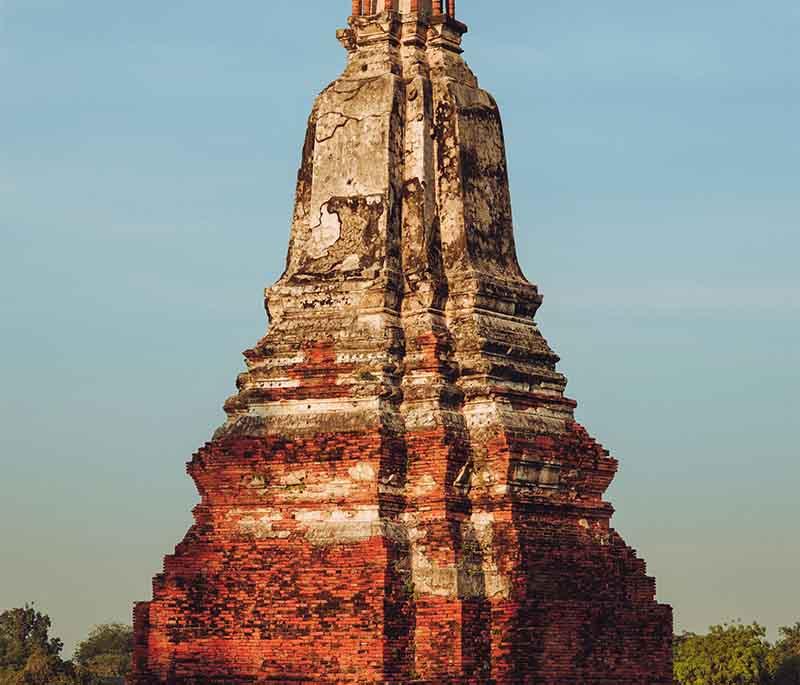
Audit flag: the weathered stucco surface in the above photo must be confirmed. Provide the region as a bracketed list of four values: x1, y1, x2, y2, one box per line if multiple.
[131, 3, 673, 684]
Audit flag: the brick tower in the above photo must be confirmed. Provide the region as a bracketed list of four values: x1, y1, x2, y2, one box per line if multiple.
[131, 2, 673, 683]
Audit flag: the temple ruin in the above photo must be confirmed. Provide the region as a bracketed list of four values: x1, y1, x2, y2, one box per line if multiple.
[131, 2, 673, 683]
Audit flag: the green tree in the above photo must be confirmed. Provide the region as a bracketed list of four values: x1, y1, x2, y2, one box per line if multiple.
[0, 605, 76, 684]
[0, 605, 63, 673]
[7, 647, 81, 685]
[0, 605, 85, 685]
[74, 624, 133, 681]
[771, 623, 800, 685]
[674, 622, 772, 685]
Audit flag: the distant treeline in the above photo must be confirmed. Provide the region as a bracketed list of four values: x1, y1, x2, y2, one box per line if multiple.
[1, 604, 798, 684]
[675, 621, 800, 685]
[0, 605, 130, 685]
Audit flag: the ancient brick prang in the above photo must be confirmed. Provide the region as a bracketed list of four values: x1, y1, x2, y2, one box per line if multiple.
[131, 3, 673, 683]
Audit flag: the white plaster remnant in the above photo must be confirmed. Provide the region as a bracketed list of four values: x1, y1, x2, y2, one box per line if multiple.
[397, 514, 511, 600]
[247, 397, 380, 416]
[357, 312, 392, 333]
[348, 462, 376, 482]
[309, 201, 342, 258]
[341, 253, 360, 271]
[301, 506, 382, 546]
[282, 478, 355, 502]
[230, 508, 291, 540]
[247, 353, 305, 370]
[471, 511, 495, 527]
[225, 507, 282, 520]
[336, 351, 385, 365]
[405, 545, 510, 600]
[250, 377, 300, 390]
[462, 400, 500, 428]
[281, 470, 307, 487]
[295, 506, 379, 524]
[410, 474, 437, 497]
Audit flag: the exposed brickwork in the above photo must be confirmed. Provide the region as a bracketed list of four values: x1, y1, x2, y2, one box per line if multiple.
[131, 4, 672, 684]
[132, 427, 671, 684]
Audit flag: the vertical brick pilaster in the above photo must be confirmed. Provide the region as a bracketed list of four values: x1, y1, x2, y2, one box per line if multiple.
[352, 0, 362, 16]
[447, 0, 455, 17]
[431, 0, 442, 16]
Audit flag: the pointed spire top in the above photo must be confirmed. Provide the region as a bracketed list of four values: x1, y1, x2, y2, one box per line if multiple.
[351, 0, 456, 20]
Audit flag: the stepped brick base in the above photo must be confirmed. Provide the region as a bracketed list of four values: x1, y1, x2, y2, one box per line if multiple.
[131, 430, 672, 684]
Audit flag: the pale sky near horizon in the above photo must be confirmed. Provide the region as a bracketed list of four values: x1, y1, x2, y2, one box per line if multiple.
[1, 1, 798, 656]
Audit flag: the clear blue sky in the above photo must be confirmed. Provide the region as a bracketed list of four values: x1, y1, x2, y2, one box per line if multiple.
[1, 1, 798, 655]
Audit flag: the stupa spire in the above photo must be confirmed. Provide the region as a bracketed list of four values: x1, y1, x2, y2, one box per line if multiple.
[130, 3, 673, 683]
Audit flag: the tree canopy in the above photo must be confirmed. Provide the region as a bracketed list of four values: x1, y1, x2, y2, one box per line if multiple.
[0, 605, 77, 685]
[675, 621, 800, 685]
[674, 622, 772, 685]
[0, 605, 63, 673]
[771, 623, 800, 685]
[0, 607, 132, 685]
[74, 623, 133, 680]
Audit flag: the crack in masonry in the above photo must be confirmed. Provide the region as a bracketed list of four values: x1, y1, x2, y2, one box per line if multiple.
[315, 111, 391, 143]
[331, 77, 379, 102]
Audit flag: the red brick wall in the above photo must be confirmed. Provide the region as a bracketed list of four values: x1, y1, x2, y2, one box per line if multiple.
[131, 428, 672, 684]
